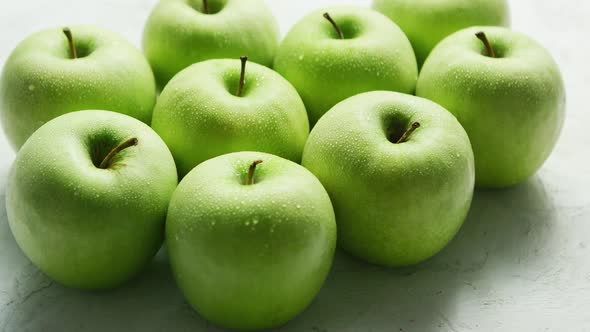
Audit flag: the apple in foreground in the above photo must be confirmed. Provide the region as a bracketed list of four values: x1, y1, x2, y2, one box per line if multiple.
[416, 27, 566, 188]
[151, 57, 309, 177]
[0, 26, 157, 150]
[274, 6, 417, 126]
[143, 0, 279, 88]
[302, 91, 474, 267]
[6, 110, 177, 289]
[166, 151, 336, 330]
[373, 0, 510, 67]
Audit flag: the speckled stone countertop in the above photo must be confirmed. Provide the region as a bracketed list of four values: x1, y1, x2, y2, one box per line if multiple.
[0, 1, 588, 331]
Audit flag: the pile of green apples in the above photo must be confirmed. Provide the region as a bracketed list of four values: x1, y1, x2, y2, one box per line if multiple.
[0, 0, 565, 330]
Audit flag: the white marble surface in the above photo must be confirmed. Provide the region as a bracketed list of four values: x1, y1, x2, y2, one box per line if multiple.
[0, 0, 589, 331]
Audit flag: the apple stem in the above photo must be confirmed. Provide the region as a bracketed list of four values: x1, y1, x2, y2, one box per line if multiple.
[396, 122, 421, 144]
[98, 138, 138, 169]
[202, 0, 209, 14]
[62, 27, 78, 59]
[246, 160, 263, 185]
[323, 13, 344, 39]
[237, 56, 248, 97]
[475, 31, 496, 58]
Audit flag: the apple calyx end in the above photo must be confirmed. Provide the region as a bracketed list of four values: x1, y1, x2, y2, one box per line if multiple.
[475, 31, 496, 58]
[323, 12, 344, 39]
[396, 122, 421, 144]
[246, 160, 263, 185]
[98, 137, 138, 169]
[236, 56, 248, 97]
[62, 27, 78, 59]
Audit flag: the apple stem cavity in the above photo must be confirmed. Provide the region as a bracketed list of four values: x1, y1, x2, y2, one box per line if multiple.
[396, 122, 421, 144]
[62, 27, 78, 59]
[237, 56, 248, 97]
[202, 0, 209, 14]
[246, 160, 263, 185]
[98, 137, 138, 169]
[475, 31, 496, 58]
[323, 13, 344, 39]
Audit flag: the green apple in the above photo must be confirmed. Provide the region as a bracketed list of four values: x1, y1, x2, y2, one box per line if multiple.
[0, 26, 157, 150]
[373, 0, 510, 67]
[151, 57, 309, 177]
[6, 110, 177, 290]
[416, 27, 565, 188]
[143, 0, 279, 88]
[273, 7, 417, 126]
[302, 91, 474, 267]
[166, 151, 336, 330]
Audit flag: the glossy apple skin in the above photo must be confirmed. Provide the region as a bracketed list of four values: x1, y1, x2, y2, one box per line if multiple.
[373, 0, 510, 67]
[6, 111, 177, 290]
[143, 0, 279, 88]
[416, 27, 565, 188]
[151, 59, 309, 177]
[0, 26, 156, 150]
[166, 151, 336, 331]
[302, 91, 474, 267]
[274, 6, 417, 126]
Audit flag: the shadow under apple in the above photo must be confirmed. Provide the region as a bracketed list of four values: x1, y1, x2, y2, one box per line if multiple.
[280, 175, 557, 332]
[0, 175, 556, 332]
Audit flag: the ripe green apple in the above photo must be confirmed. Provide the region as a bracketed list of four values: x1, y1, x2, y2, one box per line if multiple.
[302, 91, 474, 267]
[151, 57, 309, 177]
[416, 27, 566, 188]
[373, 0, 510, 67]
[166, 151, 336, 330]
[0, 26, 157, 150]
[273, 7, 417, 126]
[6, 110, 178, 290]
[143, 0, 279, 88]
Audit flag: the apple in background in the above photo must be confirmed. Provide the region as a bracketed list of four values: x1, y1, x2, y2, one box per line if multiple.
[302, 91, 474, 267]
[0, 26, 157, 150]
[166, 151, 336, 330]
[373, 0, 510, 67]
[273, 7, 417, 126]
[151, 57, 309, 177]
[143, 0, 279, 88]
[416, 27, 566, 188]
[6, 110, 177, 290]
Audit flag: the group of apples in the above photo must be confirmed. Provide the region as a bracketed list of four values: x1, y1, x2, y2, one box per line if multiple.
[0, 0, 565, 330]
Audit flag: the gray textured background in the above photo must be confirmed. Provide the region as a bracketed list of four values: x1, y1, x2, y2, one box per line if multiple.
[0, 1, 589, 331]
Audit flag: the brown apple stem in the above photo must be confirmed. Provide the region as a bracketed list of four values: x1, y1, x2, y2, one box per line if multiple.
[396, 122, 421, 144]
[202, 0, 209, 14]
[98, 138, 138, 169]
[475, 31, 496, 58]
[62, 27, 77, 59]
[236, 56, 248, 97]
[323, 13, 344, 39]
[246, 160, 263, 185]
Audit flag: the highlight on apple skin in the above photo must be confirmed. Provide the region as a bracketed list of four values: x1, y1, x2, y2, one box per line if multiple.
[302, 91, 475, 267]
[0, 26, 157, 151]
[143, 0, 280, 88]
[274, 6, 418, 126]
[5, 110, 178, 290]
[166, 151, 336, 331]
[151, 57, 310, 178]
[416, 26, 566, 188]
[373, 0, 510, 67]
